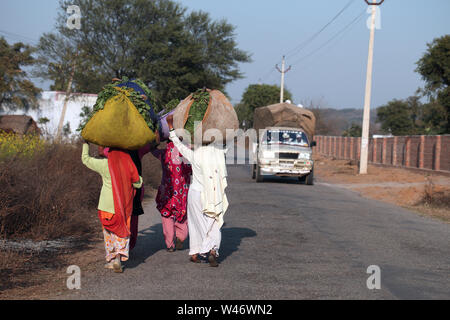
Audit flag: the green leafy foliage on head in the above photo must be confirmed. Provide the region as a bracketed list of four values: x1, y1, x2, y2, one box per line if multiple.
[77, 77, 159, 132]
[184, 89, 210, 138]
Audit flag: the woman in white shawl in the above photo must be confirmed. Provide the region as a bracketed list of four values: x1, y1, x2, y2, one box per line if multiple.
[166, 115, 228, 267]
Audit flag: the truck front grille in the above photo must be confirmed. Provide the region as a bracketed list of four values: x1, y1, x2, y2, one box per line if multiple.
[277, 153, 299, 160]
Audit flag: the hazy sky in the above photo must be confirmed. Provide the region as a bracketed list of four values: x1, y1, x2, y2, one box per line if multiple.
[1, 0, 449, 109]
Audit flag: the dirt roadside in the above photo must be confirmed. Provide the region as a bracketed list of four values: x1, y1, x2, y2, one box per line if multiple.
[314, 155, 450, 223]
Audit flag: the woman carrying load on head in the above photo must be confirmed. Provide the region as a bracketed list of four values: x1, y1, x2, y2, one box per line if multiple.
[166, 114, 229, 267]
[114, 77, 162, 252]
[81, 141, 143, 273]
[151, 137, 191, 252]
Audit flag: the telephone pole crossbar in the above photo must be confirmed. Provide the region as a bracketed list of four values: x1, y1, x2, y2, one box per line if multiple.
[276, 56, 291, 103]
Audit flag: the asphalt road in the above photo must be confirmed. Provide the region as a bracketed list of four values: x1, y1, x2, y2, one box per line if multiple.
[62, 165, 449, 300]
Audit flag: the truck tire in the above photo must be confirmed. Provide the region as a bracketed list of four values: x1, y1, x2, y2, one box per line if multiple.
[305, 167, 314, 185]
[251, 164, 256, 179]
[298, 175, 306, 184]
[255, 164, 264, 183]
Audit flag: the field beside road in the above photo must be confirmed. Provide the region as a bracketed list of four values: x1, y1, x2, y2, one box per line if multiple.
[314, 155, 450, 223]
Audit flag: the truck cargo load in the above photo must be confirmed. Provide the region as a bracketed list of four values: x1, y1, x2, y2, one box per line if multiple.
[253, 102, 316, 141]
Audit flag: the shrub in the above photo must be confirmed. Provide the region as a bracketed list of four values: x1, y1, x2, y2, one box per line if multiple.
[0, 142, 100, 240]
[0, 132, 45, 159]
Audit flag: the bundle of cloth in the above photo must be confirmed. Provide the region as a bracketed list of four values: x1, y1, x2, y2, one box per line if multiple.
[80, 78, 160, 150]
[171, 88, 239, 144]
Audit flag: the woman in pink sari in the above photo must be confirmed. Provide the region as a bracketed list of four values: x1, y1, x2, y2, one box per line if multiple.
[151, 141, 191, 251]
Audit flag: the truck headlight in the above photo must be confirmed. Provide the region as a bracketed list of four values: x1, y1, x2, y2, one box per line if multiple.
[298, 153, 311, 160]
[263, 151, 275, 158]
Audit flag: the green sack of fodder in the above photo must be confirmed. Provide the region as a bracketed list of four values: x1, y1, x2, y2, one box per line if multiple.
[81, 85, 156, 150]
[173, 89, 239, 144]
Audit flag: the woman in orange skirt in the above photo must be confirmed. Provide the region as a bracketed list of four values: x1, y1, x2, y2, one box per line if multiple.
[82, 141, 143, 273]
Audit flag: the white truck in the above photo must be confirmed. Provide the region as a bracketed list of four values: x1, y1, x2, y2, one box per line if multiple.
[252, 127, 316, 184]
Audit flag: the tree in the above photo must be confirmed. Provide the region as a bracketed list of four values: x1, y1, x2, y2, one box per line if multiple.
[0, 37, 41, 112]
[34, 0, 251, 107]
[376, 98, 423, 136]
[342, 123, 362, 137]
[234, 102, 252, 129]
[421, 101, 447, 135]
[238, 84, 293, 127]
[416, 35, 450, 133]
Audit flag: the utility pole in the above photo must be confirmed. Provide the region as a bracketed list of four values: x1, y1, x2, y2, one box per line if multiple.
[359, 0, 383, 174]
[56, 52, 78, 142]
[276, 56, 291, 103]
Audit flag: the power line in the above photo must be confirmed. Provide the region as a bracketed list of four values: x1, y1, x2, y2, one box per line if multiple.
[284, 0, 356, 59]
[0, 29, 39, 44]
[290, 8, 366, 67]
[259, 64, 278, 83]
[257, 0, 356, 84]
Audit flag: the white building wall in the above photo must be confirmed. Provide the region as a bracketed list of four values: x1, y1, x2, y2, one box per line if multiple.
[2, 91, 97, 136]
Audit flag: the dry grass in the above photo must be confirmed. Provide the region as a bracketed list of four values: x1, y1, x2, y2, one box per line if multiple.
[419, 177, 450, 209]
[414, 177, 450, 222]
[0, 142, 100, 240]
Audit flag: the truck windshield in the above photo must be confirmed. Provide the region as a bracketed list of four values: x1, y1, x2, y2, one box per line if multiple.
[263, 130, 309, 147]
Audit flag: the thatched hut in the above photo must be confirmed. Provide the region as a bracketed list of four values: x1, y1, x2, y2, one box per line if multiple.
[0, 115, 41, 135]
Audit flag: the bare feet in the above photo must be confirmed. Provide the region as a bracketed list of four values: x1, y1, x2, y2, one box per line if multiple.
[190, 254, 201, 263]
[176, 238, 184, 250]
[113, 257, 123, 273]
[208, 250, 219, 267]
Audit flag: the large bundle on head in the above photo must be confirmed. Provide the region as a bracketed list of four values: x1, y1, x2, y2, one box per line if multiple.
[253, 103, 316, 140]
[172, 89, 239, 144]
[80, 78, 159, 150]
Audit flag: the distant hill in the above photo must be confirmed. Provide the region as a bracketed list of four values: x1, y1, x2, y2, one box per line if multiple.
[310, 107, 380, 136]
